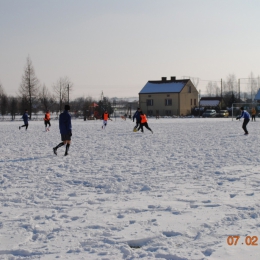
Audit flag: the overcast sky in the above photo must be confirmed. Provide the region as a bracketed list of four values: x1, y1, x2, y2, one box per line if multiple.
[1, 0, 260, 100]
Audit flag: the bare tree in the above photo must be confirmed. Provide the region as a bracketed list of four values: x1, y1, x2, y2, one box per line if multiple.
[223, 74, 237, 95]
[71, 97, 85, 112]
[220, 74, 239, 107]
[83, 96, 94, 120]
[9, 97, 18, 120]
[0, 82, 8, 116]
[53, 77, 73, 113]
[0, 94, 8, 117]
[206, 82, 214, 96]
[247, 72, 258, 101]
[215, 84, 221, 96]
[19, 95, 30, 114]
[205, 81, 220, 97]
[190, 77, 200, 90]
[0, 82, 4, 96]
[182, 76, 200, 90]
[39, 84, 56, 111]
[19, 56, 39, 119]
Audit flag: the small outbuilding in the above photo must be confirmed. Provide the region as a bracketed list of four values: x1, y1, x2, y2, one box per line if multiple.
[199, 97, 223, 110]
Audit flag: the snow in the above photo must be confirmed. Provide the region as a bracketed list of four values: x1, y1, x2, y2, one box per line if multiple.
[1, 118, 260, 260]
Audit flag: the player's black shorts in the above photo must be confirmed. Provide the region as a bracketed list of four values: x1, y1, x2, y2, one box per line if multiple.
[45, 120, 51, 127]
[61, 134, 71, 141]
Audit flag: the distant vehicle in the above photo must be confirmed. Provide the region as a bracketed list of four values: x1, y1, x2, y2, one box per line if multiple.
[216, 110, 229, 118]
[202, 110, 216, 118]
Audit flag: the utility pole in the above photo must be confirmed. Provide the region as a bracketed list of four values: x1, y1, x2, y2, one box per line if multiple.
[101, 91, 104, 102]
[220, 79, 222, 109]
[100, 91, 104, 112]
[198, 89, 201, 117]
[114, 108, 117, 122]
[68, 84, 70, 104]
[238, 77, 258, 103]
[238, 78, 240, 102]
[251, 78, 253, 101]
[59, 80, 62, 113]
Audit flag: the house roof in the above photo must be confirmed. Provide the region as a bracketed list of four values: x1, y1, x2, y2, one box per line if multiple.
[254, 89, 260, 100]
[200, 97, 222, 101]
[200, 100, 220, 106]
[139, 80, 189, 94]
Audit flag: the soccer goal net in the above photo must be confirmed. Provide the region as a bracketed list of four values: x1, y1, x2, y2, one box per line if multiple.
[231, 103, 259, 120]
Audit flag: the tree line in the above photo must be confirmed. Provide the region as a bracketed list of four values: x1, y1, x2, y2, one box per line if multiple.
[204, 73, 260, 107]
[0, 56, 115, 120]
[2, 56, 258, 120]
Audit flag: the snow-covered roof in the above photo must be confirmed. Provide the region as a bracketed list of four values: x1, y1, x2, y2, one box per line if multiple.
[199, 100, 220, 106]
[254, 89, 260, 100]
[139, 81, 187, 94]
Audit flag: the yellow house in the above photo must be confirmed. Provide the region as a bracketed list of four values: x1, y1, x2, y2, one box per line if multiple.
[139, 77, 198, 116]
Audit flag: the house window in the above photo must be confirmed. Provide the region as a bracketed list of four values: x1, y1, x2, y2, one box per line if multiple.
[148, 110, 153, 116]
[167, 94, 170, 97]
[165, 110, 172, 116]
[194, 99, 196, 106]
[165, 99, 172, 106]
[148, 95, 151, 97]
[191, 99, 192, 105]
[147, 99, 153, 106]
[188, 86, 191, 93]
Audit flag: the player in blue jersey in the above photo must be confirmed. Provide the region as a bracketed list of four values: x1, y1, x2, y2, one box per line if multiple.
[236, 107, 250, 135]
[53, 105, 72, 156]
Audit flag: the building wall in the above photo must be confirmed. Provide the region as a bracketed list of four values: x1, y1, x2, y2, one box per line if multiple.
[139, 81, 198, 116]
[139, 93, 179, 116]
[179, 82, 198, 115]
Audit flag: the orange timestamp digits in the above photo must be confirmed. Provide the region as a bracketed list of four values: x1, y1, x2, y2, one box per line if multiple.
[227, 236, 258, 246]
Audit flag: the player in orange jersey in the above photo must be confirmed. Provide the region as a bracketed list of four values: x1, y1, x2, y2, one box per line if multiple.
[44, 110, 51, 131]
[102, 110, 110, 129]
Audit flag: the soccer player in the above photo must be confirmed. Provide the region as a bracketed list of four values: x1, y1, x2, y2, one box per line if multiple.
[138, 111, 153, 134]
[251, 107, 256, 122]
[53, 105, 72, 156]
[133, 107, 141, 131]
[102, 110, 110, 129]
[44, 110, 51, 131]
[236, 106, 250, 135]
[19, 109, 29, 130]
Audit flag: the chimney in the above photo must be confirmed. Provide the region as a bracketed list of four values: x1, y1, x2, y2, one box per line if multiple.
[161, 77, 167, 82]
[171, 76, 176, 81]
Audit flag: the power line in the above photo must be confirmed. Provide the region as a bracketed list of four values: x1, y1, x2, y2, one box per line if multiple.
[182, 76, 221, 83]
[184, 76, 260, 84]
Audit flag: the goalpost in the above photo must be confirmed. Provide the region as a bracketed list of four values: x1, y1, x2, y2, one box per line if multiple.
[231, 103, 258, 121]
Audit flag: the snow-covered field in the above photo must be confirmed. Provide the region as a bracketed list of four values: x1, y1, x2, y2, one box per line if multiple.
[0, 118, 260, 260]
